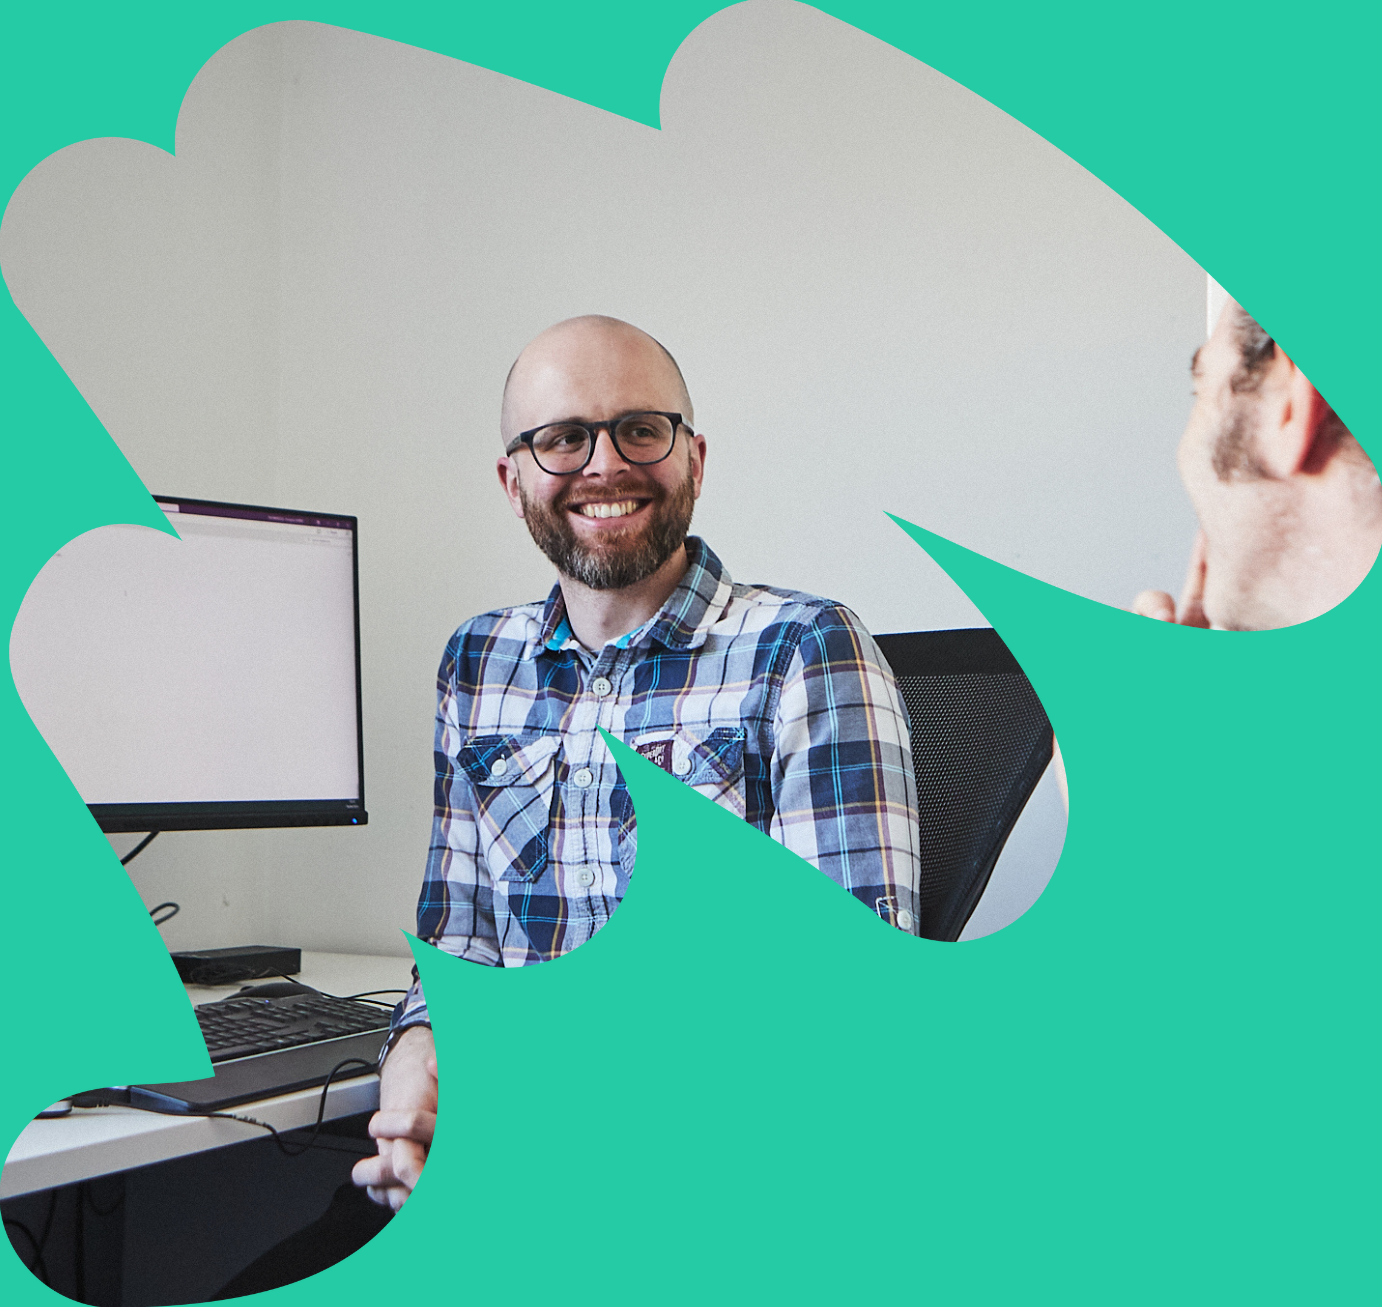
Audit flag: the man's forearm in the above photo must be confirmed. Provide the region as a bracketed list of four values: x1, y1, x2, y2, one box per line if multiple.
[769, 611, 923, 923]
[355, 1023, 438, 1207]
[379, 1023, 438, 1112]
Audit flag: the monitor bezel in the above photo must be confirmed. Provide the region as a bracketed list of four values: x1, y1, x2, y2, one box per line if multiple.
[88, 494, 369, 833]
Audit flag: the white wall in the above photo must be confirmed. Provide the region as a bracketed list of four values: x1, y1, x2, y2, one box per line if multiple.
[1, 2, 1204, 954]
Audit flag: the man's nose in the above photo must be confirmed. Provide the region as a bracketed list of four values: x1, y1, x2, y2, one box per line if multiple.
[583, 426, 631, 475]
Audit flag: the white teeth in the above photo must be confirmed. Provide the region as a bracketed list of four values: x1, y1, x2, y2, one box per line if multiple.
[578, 500, 639, 519]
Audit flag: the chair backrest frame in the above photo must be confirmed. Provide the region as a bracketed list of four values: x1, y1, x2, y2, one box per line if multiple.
[875, 628, 1053, 942]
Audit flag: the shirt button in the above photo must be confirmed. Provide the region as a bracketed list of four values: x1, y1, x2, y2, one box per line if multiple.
[897, 909, 916, 932]
[672, 756, 691, 776]
[572, 767, 594, 788]
[590, 676, 612, 698]
[489, 758, 509, 778]
[575, 868, 595, 888]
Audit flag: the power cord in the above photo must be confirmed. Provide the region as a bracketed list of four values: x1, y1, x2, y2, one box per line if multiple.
[196, 1057, 376, 1158]
[4, 1220, 48, 1286]
[120, 831, 159, 865]
[262, 974, 405, 1011]
[3, 1187, 58, 1284]
[4, 1218, 46, 1284]
[116, 831, 179, 926]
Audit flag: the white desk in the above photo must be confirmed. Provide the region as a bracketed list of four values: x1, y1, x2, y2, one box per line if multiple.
[2, 951, 413, 1200]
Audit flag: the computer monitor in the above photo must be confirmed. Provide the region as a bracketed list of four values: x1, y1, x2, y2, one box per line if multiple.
[9, 496, 367, 832]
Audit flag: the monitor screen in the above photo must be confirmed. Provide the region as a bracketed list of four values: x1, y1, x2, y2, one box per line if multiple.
[10, 496, 367, 831]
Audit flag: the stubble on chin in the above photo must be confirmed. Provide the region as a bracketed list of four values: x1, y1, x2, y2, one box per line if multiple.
[1211, 399, 1271, 482]
[520, 472, 696, 591]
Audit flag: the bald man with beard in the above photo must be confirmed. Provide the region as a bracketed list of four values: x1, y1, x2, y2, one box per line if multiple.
[352, 315, 922, 1211]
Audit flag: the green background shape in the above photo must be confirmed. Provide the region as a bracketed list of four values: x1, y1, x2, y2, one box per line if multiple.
[0, 2, 1375, 1302]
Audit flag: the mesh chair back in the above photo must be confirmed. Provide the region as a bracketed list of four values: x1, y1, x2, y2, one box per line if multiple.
[875, 629, 1052, 942]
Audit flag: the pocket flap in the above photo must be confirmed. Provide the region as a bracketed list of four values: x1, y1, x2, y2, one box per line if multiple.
[686, 726, 747, 785]
[630, 725, 746, 785]
[458, 733, 560, 787]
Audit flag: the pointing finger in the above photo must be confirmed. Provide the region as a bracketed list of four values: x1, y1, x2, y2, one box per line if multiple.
[1132, 589, 1176, 622]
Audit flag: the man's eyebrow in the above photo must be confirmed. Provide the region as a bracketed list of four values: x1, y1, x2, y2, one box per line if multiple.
[1190, 346, 1203, 378]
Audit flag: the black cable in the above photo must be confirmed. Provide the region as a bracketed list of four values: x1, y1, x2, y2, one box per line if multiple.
[7, 1184, 60, 1285]
[117, 832, 178, 925]
[205, 1057, 376, 1158]
[269, 972, 311, 990]
[148, 902, 180, 927]
[3, 1217, 49, 1285]
[264, 974, 400, 1010]
[119, 831, 159, 865]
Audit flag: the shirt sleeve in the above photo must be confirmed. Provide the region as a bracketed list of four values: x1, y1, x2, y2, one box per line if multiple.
[767, 605, 922, 934]
[385, 651, 502, 1060]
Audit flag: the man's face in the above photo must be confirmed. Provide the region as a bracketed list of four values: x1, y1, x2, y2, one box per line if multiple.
[497, 324, 707, 591]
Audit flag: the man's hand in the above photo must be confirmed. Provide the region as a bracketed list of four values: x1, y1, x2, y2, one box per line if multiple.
[1132, 529, 1210, 628]
[352, 1024, 438, 1211]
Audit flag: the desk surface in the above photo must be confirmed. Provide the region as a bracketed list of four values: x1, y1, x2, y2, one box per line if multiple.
[2, 951, 413, 1200]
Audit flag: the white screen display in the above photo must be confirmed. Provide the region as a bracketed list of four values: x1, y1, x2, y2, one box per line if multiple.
[9, 501, 361, 807]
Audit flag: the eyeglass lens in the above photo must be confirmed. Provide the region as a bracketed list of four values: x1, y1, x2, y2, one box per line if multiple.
[530, 413, 676, 472]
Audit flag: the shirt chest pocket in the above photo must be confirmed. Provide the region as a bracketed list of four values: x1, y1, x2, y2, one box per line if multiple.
[630, 725, 748, 818]
[457, 733, 561, 883]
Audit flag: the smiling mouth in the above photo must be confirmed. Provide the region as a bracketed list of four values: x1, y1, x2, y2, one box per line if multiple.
[569, 498, 648, 520]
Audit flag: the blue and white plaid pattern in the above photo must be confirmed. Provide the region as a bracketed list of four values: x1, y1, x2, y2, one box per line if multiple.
[392, 538, 920, 1038]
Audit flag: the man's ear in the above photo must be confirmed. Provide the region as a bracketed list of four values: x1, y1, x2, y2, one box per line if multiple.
[1255, 350, 1325, 478]
[1296, 381, 1342, 476]
[496, 455, 526, 519]
[689, 432, 707, 500]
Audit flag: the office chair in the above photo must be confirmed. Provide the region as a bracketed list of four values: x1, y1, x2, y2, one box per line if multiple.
[874, 629, 1053, 942]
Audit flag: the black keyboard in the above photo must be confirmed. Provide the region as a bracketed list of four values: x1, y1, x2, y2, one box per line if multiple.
[127, 988, 396, 1113]
[196, 991, 392, 1063]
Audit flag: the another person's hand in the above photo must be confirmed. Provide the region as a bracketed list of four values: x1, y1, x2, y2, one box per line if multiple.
[1132, 529, 1210, 628]
[352, 1024, 438, 1211]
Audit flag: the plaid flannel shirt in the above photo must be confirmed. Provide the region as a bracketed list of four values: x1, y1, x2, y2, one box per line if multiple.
[390, 537, 920, 1044]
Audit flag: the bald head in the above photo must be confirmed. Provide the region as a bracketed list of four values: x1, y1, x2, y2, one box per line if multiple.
[500, 316, 694, 446]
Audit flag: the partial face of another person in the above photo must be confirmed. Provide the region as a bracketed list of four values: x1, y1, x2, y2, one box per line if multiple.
[1176, 306, 1287, 629]
[1175, 302, 1381, 630]
[498, 319, 706, 590]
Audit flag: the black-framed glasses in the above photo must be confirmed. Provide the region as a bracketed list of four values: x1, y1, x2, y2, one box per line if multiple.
[505, 411, 687, 475]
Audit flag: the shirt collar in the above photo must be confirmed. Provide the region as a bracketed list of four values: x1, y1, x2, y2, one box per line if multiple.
[537, 537, 732, 656]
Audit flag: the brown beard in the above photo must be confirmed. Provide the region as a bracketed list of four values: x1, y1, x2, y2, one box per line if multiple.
[519, 466, 697, 591]
[1212, 398, 1270, 482]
